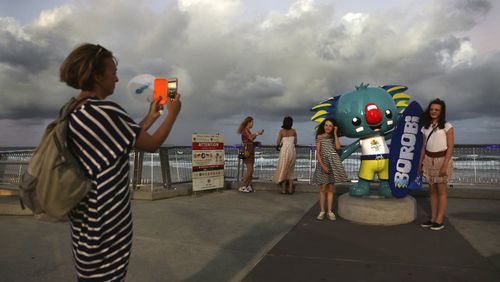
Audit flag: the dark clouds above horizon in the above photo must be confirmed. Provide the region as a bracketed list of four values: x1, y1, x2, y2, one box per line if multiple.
[0, 0, 499, 146]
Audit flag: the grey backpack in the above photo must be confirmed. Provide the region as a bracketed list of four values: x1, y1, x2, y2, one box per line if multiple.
[18, 98, 94, 220]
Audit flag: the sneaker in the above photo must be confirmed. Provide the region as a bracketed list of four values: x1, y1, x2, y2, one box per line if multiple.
[247, 186, 254, 192]
[430, 222, 444, 231]
[328, 212, 336, 221]
[316, 212, 325, 220]
[420, 220, 434, 228]
[238, 186, 250, 193]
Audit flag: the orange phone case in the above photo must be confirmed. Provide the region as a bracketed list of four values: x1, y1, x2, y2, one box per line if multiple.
[154, 78, 167, 105]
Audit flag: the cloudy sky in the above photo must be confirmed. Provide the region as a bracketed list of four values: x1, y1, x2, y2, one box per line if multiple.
[1, 0, 499, 147]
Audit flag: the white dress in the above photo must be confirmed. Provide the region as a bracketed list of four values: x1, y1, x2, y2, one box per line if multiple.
[273, 136, 296, 183]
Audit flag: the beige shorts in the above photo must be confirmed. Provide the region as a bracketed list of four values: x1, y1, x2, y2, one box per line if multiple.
[423, 156, 453, 184]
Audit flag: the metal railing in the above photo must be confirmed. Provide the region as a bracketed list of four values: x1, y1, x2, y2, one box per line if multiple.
[1, 145, 499, 192]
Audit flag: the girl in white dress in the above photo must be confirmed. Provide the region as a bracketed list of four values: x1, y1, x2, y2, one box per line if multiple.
[273, 116, 297, 194]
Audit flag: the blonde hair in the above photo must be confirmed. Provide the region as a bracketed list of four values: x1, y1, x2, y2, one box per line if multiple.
[237, 116, 253, 134]
[59, 43, 116, 91]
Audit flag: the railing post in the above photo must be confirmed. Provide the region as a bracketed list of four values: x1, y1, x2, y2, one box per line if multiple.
[309, 146, 313, 184]
[0, 153, 6, 183]
[236, 157, 241, 186]
[159, 147, 173, 189]
[473, 147, 477, 183]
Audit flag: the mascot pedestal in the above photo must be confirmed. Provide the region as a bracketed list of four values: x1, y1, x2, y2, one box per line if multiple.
[338, 193, 416, 225]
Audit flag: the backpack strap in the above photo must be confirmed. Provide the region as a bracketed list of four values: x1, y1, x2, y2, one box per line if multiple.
[59, 97, 87, 120]
[54, 97, 91, 154]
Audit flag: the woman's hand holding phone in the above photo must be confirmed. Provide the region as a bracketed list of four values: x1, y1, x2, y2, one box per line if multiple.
[165, 92, 181, 118]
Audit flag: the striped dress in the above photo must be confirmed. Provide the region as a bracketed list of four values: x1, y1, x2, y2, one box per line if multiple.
[312, 137, 348, 185]
[67, 98, 142, 281]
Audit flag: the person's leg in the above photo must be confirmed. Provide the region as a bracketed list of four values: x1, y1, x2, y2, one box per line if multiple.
[280, 181, 287, 194]
[287, 178, 294, 194]
[317, 185, 327, 220]
[319, 185, 326, 212]
[242, 162, 254, 187]
[429, 183, 438, 222]
[327, 184, 337, 220]
[435, 183, 448, 224]
[327, 184, 333, 213]
[238, 162, 253, 192]
[331, 183, 336, 209]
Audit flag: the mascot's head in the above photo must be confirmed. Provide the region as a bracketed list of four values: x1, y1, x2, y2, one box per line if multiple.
[311, 83, 410, 138]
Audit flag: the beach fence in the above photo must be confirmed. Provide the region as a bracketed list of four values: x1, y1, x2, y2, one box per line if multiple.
[1, 145, 499, 193]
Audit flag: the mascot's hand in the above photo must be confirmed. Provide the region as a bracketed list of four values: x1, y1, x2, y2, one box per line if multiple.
[339, 140, 361, 161]
[338, 148, 346, 158]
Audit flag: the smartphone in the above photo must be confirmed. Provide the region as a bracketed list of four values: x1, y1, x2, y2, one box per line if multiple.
[167, 78, 178, 99]
[153, 78, 167, 105]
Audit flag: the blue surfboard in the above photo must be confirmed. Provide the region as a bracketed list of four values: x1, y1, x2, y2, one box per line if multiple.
[389, 101, 424, 198]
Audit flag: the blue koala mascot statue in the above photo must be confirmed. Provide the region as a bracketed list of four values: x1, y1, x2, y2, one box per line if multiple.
[311, 83, 411, 198]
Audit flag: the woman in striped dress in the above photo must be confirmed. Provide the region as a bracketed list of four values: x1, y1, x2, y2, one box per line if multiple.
[59, 43, 181, 281]
[312, 118, 348, 221]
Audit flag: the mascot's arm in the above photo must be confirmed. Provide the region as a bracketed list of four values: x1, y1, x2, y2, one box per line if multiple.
[339, 140, 360, 161]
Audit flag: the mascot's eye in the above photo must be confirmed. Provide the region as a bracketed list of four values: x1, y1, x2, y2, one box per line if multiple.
[385, 109, 393, 119]
[352, 117, 361, 126]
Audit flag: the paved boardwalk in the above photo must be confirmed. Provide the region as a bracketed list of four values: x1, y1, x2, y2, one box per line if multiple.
[1, 189, 499, 281]
[244, 198, 500, 282]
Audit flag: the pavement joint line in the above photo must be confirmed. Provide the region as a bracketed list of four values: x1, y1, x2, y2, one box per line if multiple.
[229, 200, 319, 282]
[262, 253, 500, 273]
[229, 230, 295, 282]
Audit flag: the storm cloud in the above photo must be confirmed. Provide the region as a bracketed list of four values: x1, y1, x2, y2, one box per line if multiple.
[0, 0, 499, 146]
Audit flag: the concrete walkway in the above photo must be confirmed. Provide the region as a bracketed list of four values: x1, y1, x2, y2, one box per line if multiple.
[1, 184, 499, 281]
[245, 198, 500, 282]
[0, 188, 318, 281]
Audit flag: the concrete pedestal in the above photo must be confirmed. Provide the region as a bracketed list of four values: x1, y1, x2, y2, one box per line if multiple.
[338, 193, 417, 225]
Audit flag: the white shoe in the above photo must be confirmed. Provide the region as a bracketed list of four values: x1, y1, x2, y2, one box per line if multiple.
[238, 186, 250, 193]
[247, 186, 254, 192]
[316, 212, 325, 220]
[328, 211, 336, 221]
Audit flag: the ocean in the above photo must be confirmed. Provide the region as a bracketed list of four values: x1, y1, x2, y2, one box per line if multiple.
[1, 145, 499, 185]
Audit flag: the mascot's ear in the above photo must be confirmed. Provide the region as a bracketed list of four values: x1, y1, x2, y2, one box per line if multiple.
[355, 82, 369, 90]
[382, 85, 411, 114]
[310, 95, 340, 124]
[310, 95, 344, 137]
